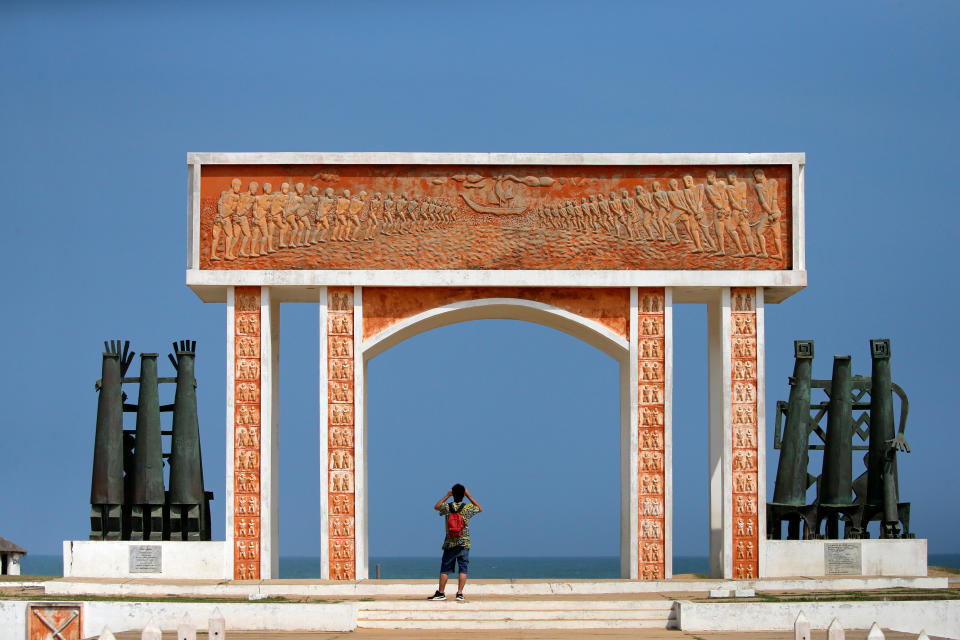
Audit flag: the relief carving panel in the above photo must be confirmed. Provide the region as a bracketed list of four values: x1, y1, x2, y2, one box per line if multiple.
[327, 286, 355, 580]
[637, 288, 666, 580]
[200, 165, 792, 271]
[730, 287, 758, 580]
[233, 285, 261, 580]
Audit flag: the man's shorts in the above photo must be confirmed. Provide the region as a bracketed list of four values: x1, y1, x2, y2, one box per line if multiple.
[440, 546, 469, 575]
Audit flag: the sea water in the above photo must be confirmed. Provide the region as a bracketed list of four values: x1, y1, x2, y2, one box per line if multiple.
[19, 554, 960, 579]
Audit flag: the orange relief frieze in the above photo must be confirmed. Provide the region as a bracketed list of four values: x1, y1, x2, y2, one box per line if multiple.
[362, 286, 630, 342]
[730, 287, 758, 579]
[327, 286, 355, 580]
[200, 164, 791, 272]
[234, 286, 261, 580]
[637, 288, 665, 580]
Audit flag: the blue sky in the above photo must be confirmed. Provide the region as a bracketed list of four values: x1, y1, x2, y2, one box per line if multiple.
[1, 1, 958, 563]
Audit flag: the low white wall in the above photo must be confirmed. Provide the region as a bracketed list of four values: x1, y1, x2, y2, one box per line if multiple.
[63, 540, 227, 579]
[0, 601, 26, 640]
[678, 600, 960, 639]
[764, 539, 927, 577]
[81, 601, 357, 635]
[0, 600, 356, 638]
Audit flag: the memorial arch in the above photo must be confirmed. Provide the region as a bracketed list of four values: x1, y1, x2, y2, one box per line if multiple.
[186, 152, 806, 582]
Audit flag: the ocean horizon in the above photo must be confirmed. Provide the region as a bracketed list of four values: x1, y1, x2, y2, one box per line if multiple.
[19, 553, 960, 579]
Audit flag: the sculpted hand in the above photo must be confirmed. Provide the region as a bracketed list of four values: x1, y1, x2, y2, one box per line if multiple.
[887, 435, 911, 453]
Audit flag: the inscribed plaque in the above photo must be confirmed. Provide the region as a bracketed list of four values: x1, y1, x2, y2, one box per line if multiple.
[824, 542, 862, 575]
[128, 545, 162, 573]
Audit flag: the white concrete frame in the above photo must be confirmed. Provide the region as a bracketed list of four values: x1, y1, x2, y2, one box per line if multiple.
[196, 153, 804, 581]
[186, 152, 806, 303]
[357, 295, 660, 579]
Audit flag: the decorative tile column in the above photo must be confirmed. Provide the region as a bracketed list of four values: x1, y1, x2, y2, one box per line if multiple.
[637, 287, 667, 579]
[326, 287, 356, 580]
[730, 287, 759, 579]
[232, 286, 261, 580]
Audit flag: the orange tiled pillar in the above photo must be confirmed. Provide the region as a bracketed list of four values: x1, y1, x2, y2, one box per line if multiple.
[232, 286, 262, 580]
[730, 287, 760, 579]
[637, 287, 667, 579]
[325, 287, 356, 579]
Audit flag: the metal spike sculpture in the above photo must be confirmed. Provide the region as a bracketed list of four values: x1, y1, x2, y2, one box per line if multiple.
[768, 339, 913, 541]
[168, 340, 212, 541]
[131, 353, 164, 540]
[91, 340, 134, 540]
[89, 340, 212, 541]
[768, 340, 817, 539]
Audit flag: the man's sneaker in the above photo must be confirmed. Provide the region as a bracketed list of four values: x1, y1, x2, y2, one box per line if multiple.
[455, 593, 465, 601]
[427, 591, 446, 601]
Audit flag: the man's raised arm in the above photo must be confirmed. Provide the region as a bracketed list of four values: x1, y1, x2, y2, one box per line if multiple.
[435, 490, 452, 511]
[464, 488, 483, 512]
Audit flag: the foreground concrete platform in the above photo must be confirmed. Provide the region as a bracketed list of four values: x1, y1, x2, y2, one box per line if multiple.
[96, 630, 950, 640]
[42, 575, 949, 598]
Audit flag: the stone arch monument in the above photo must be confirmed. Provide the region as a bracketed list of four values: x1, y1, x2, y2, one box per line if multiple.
[186, 152, 806, 581]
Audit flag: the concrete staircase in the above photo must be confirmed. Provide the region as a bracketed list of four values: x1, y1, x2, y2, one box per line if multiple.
[357, 598, 678, 630]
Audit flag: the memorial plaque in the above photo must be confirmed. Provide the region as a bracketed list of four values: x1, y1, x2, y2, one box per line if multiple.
[824, 542, 862, 575]
[128, 545, 162, 573]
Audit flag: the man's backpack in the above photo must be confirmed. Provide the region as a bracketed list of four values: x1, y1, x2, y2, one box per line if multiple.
[446, 503, 466, 538]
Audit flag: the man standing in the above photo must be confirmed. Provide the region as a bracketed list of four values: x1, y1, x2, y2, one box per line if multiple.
[429, 484, 482, 601]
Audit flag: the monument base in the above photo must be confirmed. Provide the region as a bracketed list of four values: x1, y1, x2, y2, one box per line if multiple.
[62, 540, 226, 580]
[764, 538, 927, 578]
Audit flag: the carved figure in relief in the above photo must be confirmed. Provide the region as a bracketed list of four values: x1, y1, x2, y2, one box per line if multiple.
[382, 192, 397, 235]
[725, 171, 757, 256]
[733, 291, 753, 312]
[665, 179, 696, 251]
[753, 169, 784, 259]
[630, 185, 659, 241]
[621, 189, 639, 237]
[734, 382, 756, 402]
[362, 192, 382, 239]
[213, 178, 241, 261]
[640, 385, 663, 404]
[346, 190, 365, 240]
[705, 172, 745, 256]
[640, 294, 663, 313]
[248, 182, 273, 256]
[330, 338, 351, 357]
[293, 185, 317, 247]
[236, 473, 259, 493]
[331, 471, 353, 492]
[280, 183, 302, 247]
[733, 316, 755, 336]
[252, 182, 271, 255]
[272, 182, 292, 248]
[682, 174, 714, 252]
[229, 181, 256, 258]
[313, 187, 334, 243]
[328, 292, 346, 311]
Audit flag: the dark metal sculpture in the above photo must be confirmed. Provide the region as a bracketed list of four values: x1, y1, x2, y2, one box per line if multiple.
[90, 341, 134, 540]
[89, 340, 213, 541]
[768, 340, 817, 538]
[768, 339, 912, 541]
[168, 340, 212, 541]
[130, 353, 164, 540]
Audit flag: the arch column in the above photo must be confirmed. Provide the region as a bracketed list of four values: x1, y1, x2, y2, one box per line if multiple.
[226, 285, 279, 580]
[320, 286, 360, 580]
[708, 286, 765, 579]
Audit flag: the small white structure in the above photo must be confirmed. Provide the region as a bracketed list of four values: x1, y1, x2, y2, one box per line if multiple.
[0, 537, 25, 575]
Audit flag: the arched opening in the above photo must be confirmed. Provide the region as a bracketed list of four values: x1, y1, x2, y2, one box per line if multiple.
[361, 299, 631, 578]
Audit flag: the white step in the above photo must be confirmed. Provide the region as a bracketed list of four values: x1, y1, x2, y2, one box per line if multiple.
[358, 599, 673, 611]
[356, 599, 677, 630]
[362, 609, 672, 621]
[359, 619, 675, 630]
